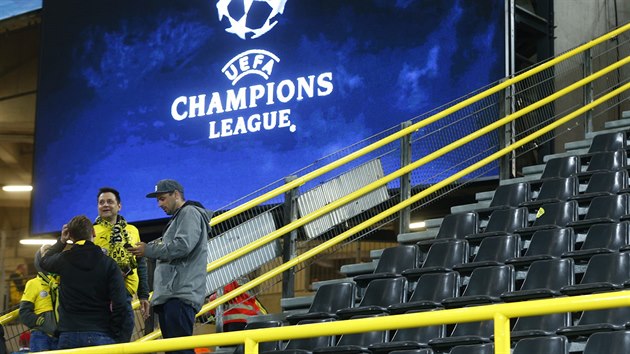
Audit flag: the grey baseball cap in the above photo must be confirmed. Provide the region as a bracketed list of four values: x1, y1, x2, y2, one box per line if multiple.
[146, 179, 184, 198]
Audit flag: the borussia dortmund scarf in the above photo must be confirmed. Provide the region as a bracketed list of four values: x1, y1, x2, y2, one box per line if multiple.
[95, 215, 138, 273]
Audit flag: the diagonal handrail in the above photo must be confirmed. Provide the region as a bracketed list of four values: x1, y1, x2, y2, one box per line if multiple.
[208, 22, 630, 227]
[202, 54, 630, 276]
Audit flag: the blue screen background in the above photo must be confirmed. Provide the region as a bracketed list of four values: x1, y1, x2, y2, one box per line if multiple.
[32, 0, 505, 234]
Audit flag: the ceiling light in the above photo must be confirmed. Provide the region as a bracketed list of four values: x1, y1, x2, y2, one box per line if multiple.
[409, 221, 426, 229]
[19, 239, 57, 246]
[2, 185, 33, 192]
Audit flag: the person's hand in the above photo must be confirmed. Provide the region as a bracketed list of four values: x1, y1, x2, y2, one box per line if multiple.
[128, 242, 146, 257]
[140, 299, 151, 320]
[60, 224, 70, 244]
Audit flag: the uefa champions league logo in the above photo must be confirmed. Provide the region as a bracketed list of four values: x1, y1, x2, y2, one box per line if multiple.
[216, 0, 288, 40]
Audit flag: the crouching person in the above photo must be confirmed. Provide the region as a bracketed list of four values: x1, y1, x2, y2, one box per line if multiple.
[19, 245, 59, 351]
[40, 215, 130, 349]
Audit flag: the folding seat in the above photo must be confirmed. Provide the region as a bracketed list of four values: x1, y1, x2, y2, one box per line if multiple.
[448, 343, 494, 354]
[453, 235, 520, 275]
[519, 176, 578, 210]
[265, 319, 336, 354]
[389, 350, 434, 354]
[416, 212, 478, 252]
[285, 281, 357, 325]
[581, 330, 630, 354]
[576, 149, 627, 179]
[570, 170, 627, 205]
[510, 312, 572, 341]
[233, 320, 283, 354]
[560, 252, 630, 296]
[556, 306, 630, 338]
[512, 335, 569, 354]
[473, 182, 530, 219]
[427, 320, 494, 351]
[353, 245, 420, 289]
[402, 240, 468, 281]
[539, 155, 581, 181]
[389, 272, 460, 314]
[566, 194, 629, 232]
[505, 227, 575, 269]
[561, 222, 630, 263]
[312, 316, 388, 354]
[465, 207, 528, 244]
[586, 131, 626, 155]
[336, 277, 407, 320]
[501, 258, 574, 302]
[513, 200, 579, 239]
[368, 310, 445, 354]
[441, 265, 515, 309]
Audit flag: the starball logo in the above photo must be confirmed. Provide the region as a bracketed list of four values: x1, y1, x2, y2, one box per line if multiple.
[169, 0, 335, 139]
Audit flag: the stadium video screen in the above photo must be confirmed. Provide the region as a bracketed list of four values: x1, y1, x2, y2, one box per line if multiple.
[32, 0, 506, 234]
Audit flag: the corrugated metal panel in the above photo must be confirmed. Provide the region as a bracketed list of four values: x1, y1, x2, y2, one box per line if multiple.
[297, 159, 390, 239]
[205, 211, 279, 294]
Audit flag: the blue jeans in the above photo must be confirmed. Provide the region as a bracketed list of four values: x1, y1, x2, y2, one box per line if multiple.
[57, 331, 115, 349]
[29, 330, 58, 352]
[154, 298, 196, 354]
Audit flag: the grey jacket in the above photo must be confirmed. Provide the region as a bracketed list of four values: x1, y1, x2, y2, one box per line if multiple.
[144, 201, 211, 312]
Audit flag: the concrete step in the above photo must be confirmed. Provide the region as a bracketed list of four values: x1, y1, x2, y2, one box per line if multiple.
[522, 164, 545, 176]
[397, 228, 439, 244]
[542, 148, 589, 162]
[585, 125, 630, 139]
[281, 295, 315, 310]
[450, 200, 490, 214]
[475, 190, 496, 203]
[565, 139, 591, 151]
[339, 260, 378, 276]
[311, 277, 355, 291]
[499, 174, 542, 185]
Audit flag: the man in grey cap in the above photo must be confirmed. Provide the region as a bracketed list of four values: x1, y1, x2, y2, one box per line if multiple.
[128, 179, 211, 354]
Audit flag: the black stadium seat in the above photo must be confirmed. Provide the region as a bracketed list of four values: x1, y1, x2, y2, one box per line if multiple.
[465, 207, 528, 244]
[402, 240, 469, 281]
[266, 319, 336, 354]
[519, 176, 578, 210]
[285, 281, 357, 325]
[561, 222, 630, 263]
[453, 234, 520, 275]
[512, 335, 569, 354]
[336, 277, 407, 320]
[474, 182, 530, 218]
[505, 227, 575, 268]
[353, 245, 420, 289]
[389, 272, 460, 314]
[416, 212, 478, 252]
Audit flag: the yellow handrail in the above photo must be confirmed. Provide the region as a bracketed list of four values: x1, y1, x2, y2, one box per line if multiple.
[203, 54, 630, 276]
[169, 78, 630, 345]
[208, 22, 630, 227]
[39, 290, 630, 354]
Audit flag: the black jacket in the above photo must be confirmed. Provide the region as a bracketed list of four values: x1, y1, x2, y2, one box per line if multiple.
[40, 239, 130, 342]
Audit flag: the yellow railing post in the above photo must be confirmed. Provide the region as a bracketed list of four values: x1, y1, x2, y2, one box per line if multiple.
[493, 312, 511, 354]
[243, 337, 258, 354]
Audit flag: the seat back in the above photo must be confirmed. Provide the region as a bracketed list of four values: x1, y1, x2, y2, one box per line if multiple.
[390, 350, 435, 354]
[579, 252, 630, 286]
[391, 321, 445, 345]
[449, 320, 494, 338]
[470, 235, 520, 264]
[435, 212, 479, 240]
[308, 281, 357, 313]
[520, 258, 574, 291]
[512, 335, 569, 354]
[512, 313, 572, 338]
[374, 245, 420, 274]
[283, 319, 336, 351]
[582, 330, 630, 354]
[587, 131, 626, 154]
[585, 150, 627, 173]
[448, 343, 494, 354]
[488, 182, 530, 209]
[522, 228, 575, 258]
[409, 272, 460, 303]
[582, 193, 629, 221]
[532, 201, 579, 227]
[532, 176, 578, 202]
[583, 170, 627, 194]
[462, 265, 515, 297]
[359, 277, 407, 307]
[421, 240, 469, 270]
[540, 156, 580, 180]
[484, 207, 528, 233]
[336, 327, 388, 347]
[579, 222, 630, 252]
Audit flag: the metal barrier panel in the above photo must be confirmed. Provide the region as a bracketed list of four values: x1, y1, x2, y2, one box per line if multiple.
[205, 211, 279, 294]
[297, 159, 389, 239]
